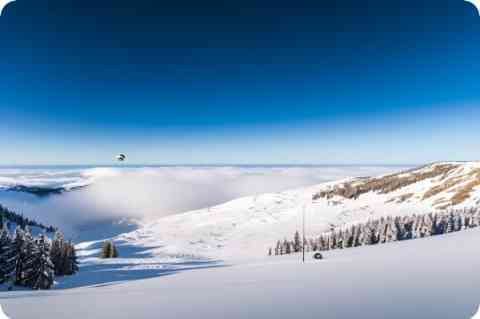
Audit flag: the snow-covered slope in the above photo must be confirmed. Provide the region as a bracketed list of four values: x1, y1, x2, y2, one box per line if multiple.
[3, 227, 480, 319]
[84, 161, 480, 261]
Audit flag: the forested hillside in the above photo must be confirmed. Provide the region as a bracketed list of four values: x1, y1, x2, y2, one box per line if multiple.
[0, 204, 56, 233]
[271, 208, 480, 256]
[0, 204, 78, 290]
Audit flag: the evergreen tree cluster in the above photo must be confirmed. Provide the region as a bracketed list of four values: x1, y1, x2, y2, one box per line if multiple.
[100, 241, 119, 259]
[0, 226, 78, 290]
[270, 208, 480, 256]
[0, 204, 56, 233]
[50, 232, 79, 276]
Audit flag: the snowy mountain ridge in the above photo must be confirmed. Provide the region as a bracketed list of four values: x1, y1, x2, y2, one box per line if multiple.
[79, 162, 480, 262]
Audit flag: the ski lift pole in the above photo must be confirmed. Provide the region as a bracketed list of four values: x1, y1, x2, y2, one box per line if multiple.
[302, 204, 306, 263]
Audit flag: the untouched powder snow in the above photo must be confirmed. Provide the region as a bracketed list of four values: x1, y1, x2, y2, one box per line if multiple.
[2, 227, 480, 318]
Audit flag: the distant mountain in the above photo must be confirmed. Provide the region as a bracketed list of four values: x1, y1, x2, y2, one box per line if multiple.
[82, 162, 480, 261]
[4, 184, 86, 197]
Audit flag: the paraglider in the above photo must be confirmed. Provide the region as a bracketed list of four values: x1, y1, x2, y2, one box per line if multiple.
[116, 154, 126, 162]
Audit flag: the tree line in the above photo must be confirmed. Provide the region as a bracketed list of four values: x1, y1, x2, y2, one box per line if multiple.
[269, 207, 480, 256]
[0, 204, 56, 233]
[0, 226, 78, 290]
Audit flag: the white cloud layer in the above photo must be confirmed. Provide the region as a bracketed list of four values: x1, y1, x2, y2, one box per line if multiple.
[0, 166, 409, 239]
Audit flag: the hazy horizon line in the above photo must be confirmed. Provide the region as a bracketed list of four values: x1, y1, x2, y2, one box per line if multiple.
[0, 162, 429, 169]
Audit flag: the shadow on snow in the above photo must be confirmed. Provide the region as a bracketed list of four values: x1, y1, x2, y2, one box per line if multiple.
[2, 239, 224, 296]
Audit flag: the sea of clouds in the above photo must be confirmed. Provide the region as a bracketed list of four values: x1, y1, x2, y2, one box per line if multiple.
[0, 165, 410, 240]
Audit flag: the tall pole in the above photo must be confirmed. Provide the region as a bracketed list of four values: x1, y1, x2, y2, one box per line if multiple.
[302, 204, 306, 263]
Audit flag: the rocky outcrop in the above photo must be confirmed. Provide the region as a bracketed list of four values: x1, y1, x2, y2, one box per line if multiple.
[313, 164, 459, 201]
[313, 163, 480, 209]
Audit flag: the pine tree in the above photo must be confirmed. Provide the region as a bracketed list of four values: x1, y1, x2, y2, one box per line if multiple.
[0, 225, 17, 286]
[49, 232, 78, 276]
[446, 212, 455, 233]
[111, 242, 119, 258]
[0, 225, 10, 283]
[275, 240, 281, 256]
[293, 231, 301, 253]
[65, 241, 79, 275]
[31, 234, 55, 290]
[101, 241, 112, 258]
[101, 241, 119, 258]
[284, 239, 291, 255]
[17, 230, 39, 287]
[13, 227, 29, 285]
[50, 231, 64, 275]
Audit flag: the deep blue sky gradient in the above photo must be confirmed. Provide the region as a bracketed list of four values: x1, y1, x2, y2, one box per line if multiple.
[0, 0, 479, 164]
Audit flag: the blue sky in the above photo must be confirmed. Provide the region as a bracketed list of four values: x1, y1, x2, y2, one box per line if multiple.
[0, 0, 479, 165]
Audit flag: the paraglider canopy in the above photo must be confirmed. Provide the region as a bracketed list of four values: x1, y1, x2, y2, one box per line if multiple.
[116, 154, 126, 162]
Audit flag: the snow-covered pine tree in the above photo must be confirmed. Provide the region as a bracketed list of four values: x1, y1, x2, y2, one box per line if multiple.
[453, 213, 462, 232]
[31, 234, 55, 290]
[101, 241, 113, 258]
[101, 241, 119, 258]
[336, 230, 344, 249]
[356, 225, 365, 246]
[293, 231, 301, 253]
[50, 231, 64, 275]
[49, 232, 78, 276]
[111, 242, 119, 258]
[0, 224, 10, 283]
[365, 222, 375, 245]
[0, 224, 17, 285]
[284, 239, 291, 254]
[394, 216, 406, 241]
[351, 225, 361, 247]
[378, 218, 387, 243]
[470, 209, 479, 228]
[460, 210, 467, 230]
[347, 227, 354, 248]
[275, 240, 281, 255]
[13, 227, 28, 285]
[446, 212, 455, 233]
[16, 229, 39, 287]
[412, 215, 421, 239]
[386, 218, 398, 242]
[66, 241, 79, 275]
[330, 232, 337, 249]
[320, 235, 327, 251]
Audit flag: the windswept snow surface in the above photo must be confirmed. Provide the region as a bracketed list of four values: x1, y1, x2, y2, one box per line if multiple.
[2, 227, 480, 319]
